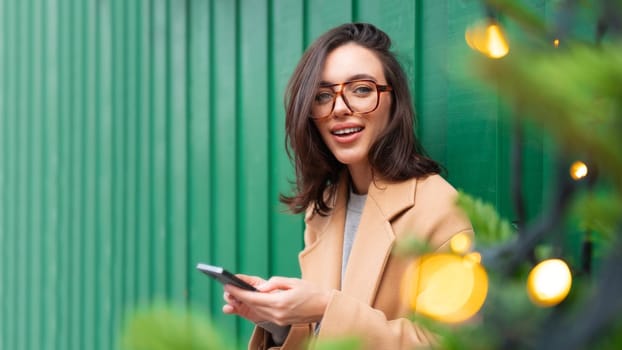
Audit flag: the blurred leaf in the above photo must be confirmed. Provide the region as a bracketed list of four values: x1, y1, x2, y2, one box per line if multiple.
[120, 304, 231, 350]
[534, 244, 555, 261]
[570, 189, 622, 241]
[591, 318, 622, 350]
[456, 191, 515, 245]
[393, 236, 433, 257]
[313, 337, 363, 350]
[485, 0, 548, 35]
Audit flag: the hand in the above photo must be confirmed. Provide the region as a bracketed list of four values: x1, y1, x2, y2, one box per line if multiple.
[224, 277, 331, 326]
[222, 274, 266, 323]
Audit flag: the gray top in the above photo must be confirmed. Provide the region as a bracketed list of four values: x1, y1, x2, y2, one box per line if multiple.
[341, 189, 367, 286]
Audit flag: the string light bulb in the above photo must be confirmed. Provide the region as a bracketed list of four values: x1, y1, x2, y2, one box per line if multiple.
[553, 38, 560, 48]
[465, 252, 482, 264]
[570, 161, 588, 180]
[450, 231, 473, 255]
[465, 19, 510, 59]
[527, 259, 572, 307]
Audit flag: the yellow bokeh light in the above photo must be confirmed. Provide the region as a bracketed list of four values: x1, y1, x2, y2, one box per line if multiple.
[553, 38, 560, 48]
[569, 161, 588, 180]
[465, 20, 509, 59]
[401, 253, 488, 323]
[465, 252, 482, 264]
[450, 232, 473, 255]
[527, 259, 572, 307]
[486, 24, 509, 58]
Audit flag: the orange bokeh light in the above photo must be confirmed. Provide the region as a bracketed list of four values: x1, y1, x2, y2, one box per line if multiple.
[401, 253, 488, 323]
[465, 20, 509, 59]
[569, 161, 588, 180]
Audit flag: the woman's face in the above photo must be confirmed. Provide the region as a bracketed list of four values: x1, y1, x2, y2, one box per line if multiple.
[312, 43, 392, 172]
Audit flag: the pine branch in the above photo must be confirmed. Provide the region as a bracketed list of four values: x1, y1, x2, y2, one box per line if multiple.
[484, 159, 578, 274]
[456, 192, 515, 246]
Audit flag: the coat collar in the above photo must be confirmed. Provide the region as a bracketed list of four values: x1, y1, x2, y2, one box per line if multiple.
[299, 174, 418, 304]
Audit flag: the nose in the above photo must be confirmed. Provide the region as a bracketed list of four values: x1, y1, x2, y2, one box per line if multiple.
[332, 92, 352, 118]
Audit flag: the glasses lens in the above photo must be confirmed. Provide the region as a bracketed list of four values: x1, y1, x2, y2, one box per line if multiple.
[311, 87, 335, 119]
[344, 81, 377, 114]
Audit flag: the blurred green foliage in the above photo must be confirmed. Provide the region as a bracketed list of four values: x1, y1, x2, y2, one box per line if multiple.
[120, 304, 230, 350]
[313, 337, 363, 350]
[456, 191, 515, 246]
[472, 43, 622, 191]
[570, 189, 622, 241]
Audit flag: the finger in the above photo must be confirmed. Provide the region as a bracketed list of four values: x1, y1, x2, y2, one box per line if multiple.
[225, 283, 260, 296]
[224, 291, 240, 305]
[256, 277, 296, 292]
[225, 285, 283, 310]
[222, 304, 237, 314]
[224, 285, 262, 305]
[236, 274, 266, 286]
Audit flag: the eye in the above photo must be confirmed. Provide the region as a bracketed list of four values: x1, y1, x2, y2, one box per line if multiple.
[314, 90, 334, 104]
[350, 82, 374, 96]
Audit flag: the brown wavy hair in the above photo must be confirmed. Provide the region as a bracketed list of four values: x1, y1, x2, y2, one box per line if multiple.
[280, 23, 441, 216]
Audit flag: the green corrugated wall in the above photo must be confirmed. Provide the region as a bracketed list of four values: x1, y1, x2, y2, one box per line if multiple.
[0, 0, 555, 349]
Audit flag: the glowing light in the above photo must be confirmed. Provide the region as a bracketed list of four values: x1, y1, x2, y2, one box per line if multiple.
[486, 24, 510, 58]
[570, 161, 588, 180]
[465, 252, 482, 264]
[465, 20, 509, 59]
[401, 253, 488, 323]
[553, 38, 560, 48]
[450, 232, 473, 255]
[527, 259, 572, 307]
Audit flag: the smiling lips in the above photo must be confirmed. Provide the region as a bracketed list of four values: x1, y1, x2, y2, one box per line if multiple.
[332, 127, 363, 136]
[330, 125, 364, 143]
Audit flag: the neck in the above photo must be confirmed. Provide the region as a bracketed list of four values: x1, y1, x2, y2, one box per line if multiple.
[347, 163, 373, 195]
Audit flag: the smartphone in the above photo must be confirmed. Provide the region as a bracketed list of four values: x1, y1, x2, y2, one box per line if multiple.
[196, 263, 257, 291]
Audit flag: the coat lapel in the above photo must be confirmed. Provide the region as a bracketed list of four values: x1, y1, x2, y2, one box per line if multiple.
[299, 176, 418, 305]
[299, 178, 349, 291]
[341, 178, 417, 304]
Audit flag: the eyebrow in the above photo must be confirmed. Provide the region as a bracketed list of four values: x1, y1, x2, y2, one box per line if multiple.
[319, 73, 378, 86]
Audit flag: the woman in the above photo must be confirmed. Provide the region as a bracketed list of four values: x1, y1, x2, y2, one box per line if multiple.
[223, 23, 473, 349]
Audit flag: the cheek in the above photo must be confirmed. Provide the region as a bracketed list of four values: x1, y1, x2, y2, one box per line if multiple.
[312, 121, 331, 144]
[382, 94, 393, 118]
[374, 98, 392, 131]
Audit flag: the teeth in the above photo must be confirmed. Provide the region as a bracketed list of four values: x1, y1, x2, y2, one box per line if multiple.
[332, 127, 362, 135]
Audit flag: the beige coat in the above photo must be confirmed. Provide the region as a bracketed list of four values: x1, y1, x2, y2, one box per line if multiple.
[250, 174, 473, 350]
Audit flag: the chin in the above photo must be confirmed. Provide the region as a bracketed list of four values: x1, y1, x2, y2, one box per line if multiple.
[334, 153, 366, 166]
